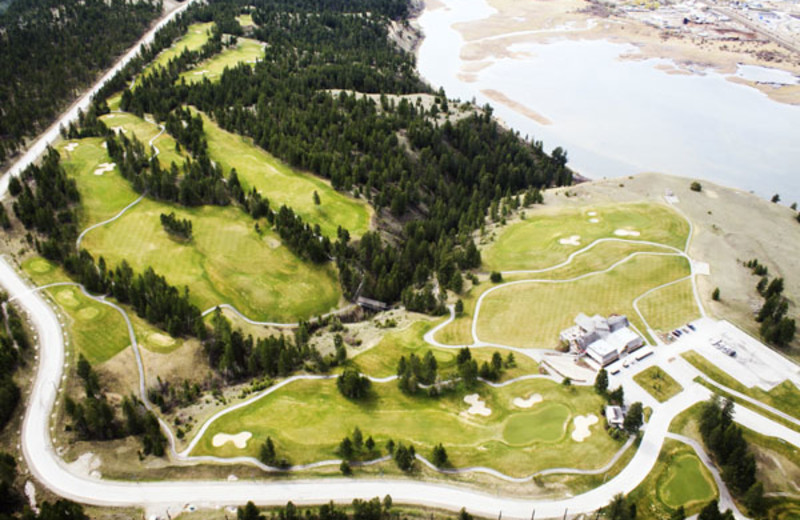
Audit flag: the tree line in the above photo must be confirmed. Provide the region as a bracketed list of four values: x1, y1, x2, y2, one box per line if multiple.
[745, 259, 796, 347]
[0, 292, 28, 432]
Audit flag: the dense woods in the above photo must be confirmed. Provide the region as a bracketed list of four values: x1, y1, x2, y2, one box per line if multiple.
[0, 0, 162, 162]
[0, 292, 27, 432]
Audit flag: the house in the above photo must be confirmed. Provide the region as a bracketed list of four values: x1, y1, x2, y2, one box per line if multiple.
[356, 296, 389, 312]
[606, 405, 625, 429]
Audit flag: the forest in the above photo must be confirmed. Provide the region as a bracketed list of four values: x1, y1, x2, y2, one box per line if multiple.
[0, 0, 162, 163]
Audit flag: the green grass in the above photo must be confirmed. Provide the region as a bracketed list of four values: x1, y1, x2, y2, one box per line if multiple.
[81, 198, 341, 322]
[633, 366, 684, 403]
[197, 110, 372, 237]
[476, 254, 690, 348]
[191, 377, 620, 477]
[353, 321, 539, 382]
[236, 14, 255, 27]
[179, 38, 264, 84]
[637, 279, 700, 333]
[143, 22, 215, 78]
[629, 439, 717, 518]
[101, 112, 187, 168]
[502, 403, 569, 444]
[482, 202, 690, 271]
[58, 138, 136, 228]
[682, 351, 800, 422]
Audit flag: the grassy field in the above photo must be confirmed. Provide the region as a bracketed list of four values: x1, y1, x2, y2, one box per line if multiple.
[144, 22, 215, 77]
[179, 38, 264, 84]
[101, 112, 187, 168]
[82, 197, 342, 322]
[191, 377, 620, 476]
[633, 366, 684, 403]
[198, 111, 372, 237]
[476, 254, 690, 348]
[637, 279, 700, 333]
[630, 439, 717, 518]
[352, 321, 539, 382]
[682, 351, 800, 421]
[482, 203, 690, 272]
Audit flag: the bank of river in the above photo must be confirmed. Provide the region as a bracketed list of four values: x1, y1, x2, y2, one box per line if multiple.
[416, 0, 800, 202]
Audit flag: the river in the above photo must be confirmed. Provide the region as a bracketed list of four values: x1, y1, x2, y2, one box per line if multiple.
[416, 0, 800, 202]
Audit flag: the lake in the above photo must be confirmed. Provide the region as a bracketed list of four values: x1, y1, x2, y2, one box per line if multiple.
[416, 0, 800, 202]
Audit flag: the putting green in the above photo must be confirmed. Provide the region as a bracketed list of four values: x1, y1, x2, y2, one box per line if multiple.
[503, 403, 569, 444]
[482, 203, 689, 271]
[198, 110, 372, 238]
[81, 198, 342, 322]
[657, 454, 716, 508]
[191, 377, 619, 477]
[476, 254, 690, 348]
[179, 37, 264, 84]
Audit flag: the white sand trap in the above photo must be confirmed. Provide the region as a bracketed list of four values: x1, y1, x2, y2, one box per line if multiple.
[93, 162, 116, 176]
[571, 414, 599, 442]
[614, 229, 641, 237]
[559, 235, 581, 246]
[101, 142, 107, 149]
[462, 394, 491, 416]
[64, 142, 79, 152]
[212, 431, 252, 449]
[513, 393, 543, 408]
[587, 211, 597, 216]
[589, 218, 599, 223]
[194, 69, 210, 75]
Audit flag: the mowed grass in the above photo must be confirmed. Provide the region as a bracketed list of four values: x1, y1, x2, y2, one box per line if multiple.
[476, 254, 690, 348]
[434, 241, 670, 347]
[101, 112, 187, 168]
[198, 110, 372, 237]
[143, 22, 214, 78]
[236, 14, 255, 27]
[503, 403, 569, 444]
[637, 279, 699, 333]
[682, 351, 800, 421]
[191, 377, 619, 476]
[82, 198, 341, 322]
[58, 138, 136, 228]
[633, 366, 683, 403]
[179, 38, 264, 84]
[482, 202, 689, 271]
[352, 321, 539, 382]
[630, 439, 717, 517]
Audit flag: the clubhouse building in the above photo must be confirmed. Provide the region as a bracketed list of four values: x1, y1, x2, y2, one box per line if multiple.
[560, 313, 645, 367]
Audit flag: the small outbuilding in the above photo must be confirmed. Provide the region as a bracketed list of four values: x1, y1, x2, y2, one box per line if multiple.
[356, 296, 389, 312]
[606, 405, 625, 429]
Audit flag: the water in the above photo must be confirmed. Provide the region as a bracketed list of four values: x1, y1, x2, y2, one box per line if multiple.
[417, 0, 800, 202]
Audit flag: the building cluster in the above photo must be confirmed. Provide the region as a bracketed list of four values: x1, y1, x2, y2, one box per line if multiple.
[560, 313, 645, 367]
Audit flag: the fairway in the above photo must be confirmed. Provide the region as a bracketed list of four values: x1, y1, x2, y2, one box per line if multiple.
[143, 22, 214, 78]
[637, 279, 700, 333]
[179, 37, 264, 84]
[482, 203, 689, 271]
[476, 254, 690, 348]
[502, 403, 569, 444]
[633, 366, 683, 403]
[100, 112, 187, 168]
[198, 111, 372, 237]
[657, 454, 716, 508]
[81, 198, 342, 322]
[191, 377, 620, 476]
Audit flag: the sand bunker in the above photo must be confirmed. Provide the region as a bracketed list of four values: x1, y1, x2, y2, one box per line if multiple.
[614, 229, 641, 237]
[63, 142, 79, 152]
[589, 218, 599, 223]
[587, 211, 597, 216]
[212, 431, 252, 449]
[194, 69, 210, 75]
[462, 394, 491, 416]
[512, 393, 543, 408]
[93, 162, 116, 176]
[559, 235, 581, 246]
[571, 414, 599, 442]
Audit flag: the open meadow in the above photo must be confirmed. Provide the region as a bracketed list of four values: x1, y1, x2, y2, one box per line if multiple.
[190, 376, 621, 477]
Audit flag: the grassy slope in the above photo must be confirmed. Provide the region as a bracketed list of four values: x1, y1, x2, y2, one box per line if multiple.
[192, 377, 620, 476]
[352, 321, 539, 381]
[476, 255, 690, 348]
[82, 198, 341, 322]
[198, 111, 372, 238]
[179, 38, 264, 84]
[682, 351, 800, 421]
[482, 202, 689, 272]
[637, 279, 700, 333]
[633, 366, 684, 403]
